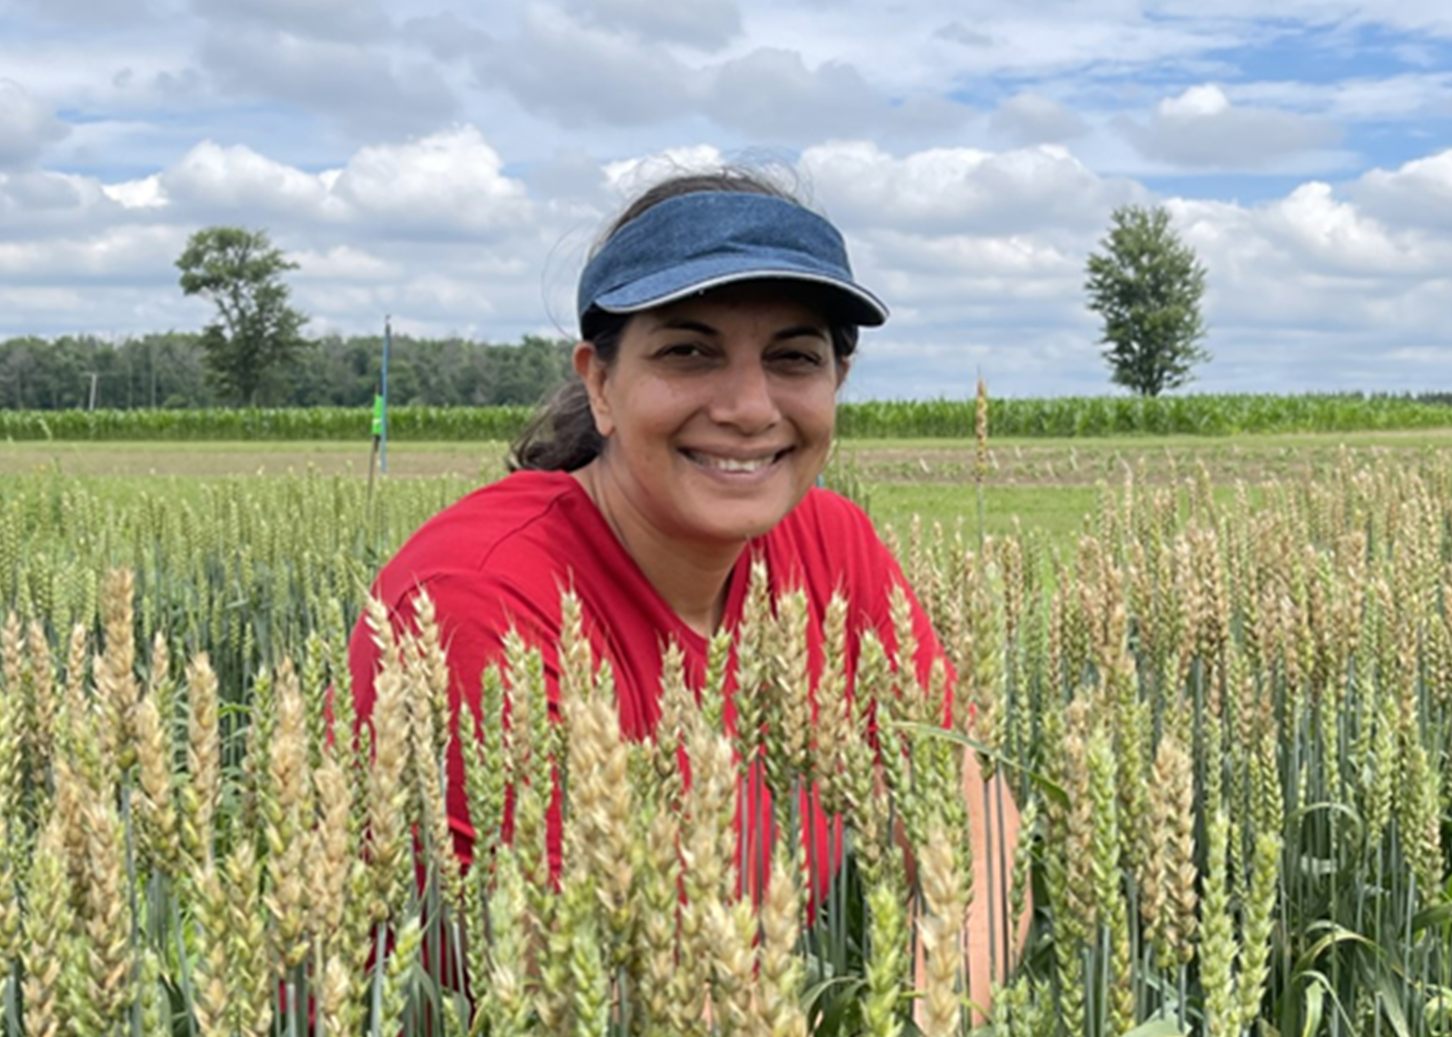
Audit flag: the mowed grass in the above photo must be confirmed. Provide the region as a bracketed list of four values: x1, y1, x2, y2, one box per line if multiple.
[7, 429, 1452, 552]
[868, 483, 1100, 545]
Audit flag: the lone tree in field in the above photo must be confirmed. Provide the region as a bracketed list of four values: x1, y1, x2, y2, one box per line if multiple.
[176, 227, 309, 406]
[1084, 204, 1209, 397]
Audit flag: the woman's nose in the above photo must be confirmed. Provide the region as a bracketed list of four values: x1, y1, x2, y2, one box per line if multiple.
[709, 358, 779, 433]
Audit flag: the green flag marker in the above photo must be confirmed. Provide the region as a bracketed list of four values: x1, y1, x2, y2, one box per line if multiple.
[371, 393, 384, 437]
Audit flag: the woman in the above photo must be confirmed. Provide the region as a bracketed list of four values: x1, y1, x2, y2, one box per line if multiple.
[348, 168, 1023, 1008]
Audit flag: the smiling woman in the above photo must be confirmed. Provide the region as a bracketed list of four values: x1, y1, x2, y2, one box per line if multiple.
[571, 282, 846, 634]
[348, 167, 1025, 1020]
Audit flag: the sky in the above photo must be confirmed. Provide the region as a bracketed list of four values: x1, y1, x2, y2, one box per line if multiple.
[2, 0, 1451, 400]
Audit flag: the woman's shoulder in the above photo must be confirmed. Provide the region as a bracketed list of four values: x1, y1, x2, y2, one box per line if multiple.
[772, 485, 878, 544]
[432, 468, 582, 523]
[417, 468, 582, 540]
[756, 487, 896, 594]
[373, 470, 601, 604]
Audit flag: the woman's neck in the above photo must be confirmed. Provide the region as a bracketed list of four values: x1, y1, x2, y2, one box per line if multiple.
[572, 461, 743, 638]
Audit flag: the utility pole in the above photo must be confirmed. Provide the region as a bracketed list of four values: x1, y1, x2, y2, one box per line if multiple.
[368, 316, 392, 507]
[85, 371, 99, 410]
[380, 316, 391, 475]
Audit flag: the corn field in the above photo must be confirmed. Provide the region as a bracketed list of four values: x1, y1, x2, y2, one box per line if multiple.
[4, 392, 1452, 442]
[0, 449, 1449, 1036]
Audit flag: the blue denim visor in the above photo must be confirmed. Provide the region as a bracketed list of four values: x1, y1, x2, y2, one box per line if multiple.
[577, 191, 888, 336]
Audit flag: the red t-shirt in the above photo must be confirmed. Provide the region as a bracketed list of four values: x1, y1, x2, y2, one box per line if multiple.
[348, 470, 949, 894]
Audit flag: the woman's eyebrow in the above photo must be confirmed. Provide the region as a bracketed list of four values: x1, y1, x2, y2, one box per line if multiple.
[651, 318, 829, 341]
[653, 318, 720, 336]
[772, 324, 831, 342]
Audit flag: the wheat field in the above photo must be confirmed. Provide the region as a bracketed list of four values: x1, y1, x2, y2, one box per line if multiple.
[0, 445, 1448, 1036]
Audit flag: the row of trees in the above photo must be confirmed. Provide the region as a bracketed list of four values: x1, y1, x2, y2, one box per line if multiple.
[3, 211, 1212, 411]
[0, 331, 573, 411]
[170, 227, 582, 409]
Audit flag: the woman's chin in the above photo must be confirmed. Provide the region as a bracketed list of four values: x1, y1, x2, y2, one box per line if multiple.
[670, 492, 805, 548]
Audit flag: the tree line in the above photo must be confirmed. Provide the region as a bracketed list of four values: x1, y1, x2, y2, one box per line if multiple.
[165, 214, 1219, 411]
[0, 331, 574, 411]
[3, 205, 1218, 413]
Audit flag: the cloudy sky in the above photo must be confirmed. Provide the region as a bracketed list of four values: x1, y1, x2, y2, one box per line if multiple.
[3, 0, 1451, 399]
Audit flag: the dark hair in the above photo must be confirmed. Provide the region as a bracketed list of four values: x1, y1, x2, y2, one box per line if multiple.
[508, 168, 860, 473]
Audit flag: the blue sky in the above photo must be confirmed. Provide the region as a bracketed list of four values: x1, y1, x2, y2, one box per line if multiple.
[2, 0, 1451, 399]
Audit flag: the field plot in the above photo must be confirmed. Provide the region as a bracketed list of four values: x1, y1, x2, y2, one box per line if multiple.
[0, 432, 1448, 1036]
[9, 426, 1452, 535]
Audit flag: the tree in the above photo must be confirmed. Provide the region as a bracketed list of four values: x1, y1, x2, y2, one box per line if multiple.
[1084, 204, 1209, 397]
[176, 227, 309, 406]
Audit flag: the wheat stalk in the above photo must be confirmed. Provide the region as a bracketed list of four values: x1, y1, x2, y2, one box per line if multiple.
[19, 817, 71, 1037]
[180, 652, 220, 866]
[264, 657, 312, 972]
[916, 824, 965, 1037]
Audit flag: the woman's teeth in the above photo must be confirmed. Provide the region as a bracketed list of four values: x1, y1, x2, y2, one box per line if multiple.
[688, 451, 780, 473]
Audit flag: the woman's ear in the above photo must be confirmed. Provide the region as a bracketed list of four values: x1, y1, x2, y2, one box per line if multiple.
[834, 355, 851, 390]
[573, 341, 615, 438]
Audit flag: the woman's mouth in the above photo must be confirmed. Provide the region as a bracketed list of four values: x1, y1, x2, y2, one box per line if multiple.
[682, 449, 789, 473]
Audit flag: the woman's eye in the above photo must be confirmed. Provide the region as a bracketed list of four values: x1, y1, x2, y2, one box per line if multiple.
[771, 349, 825, 368]
[657, 343, 708, 359]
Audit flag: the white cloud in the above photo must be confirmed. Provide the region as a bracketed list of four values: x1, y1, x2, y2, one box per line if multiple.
[602, 145, 731, 196]
[291, 245, 397, 281]
[990, 93, 1088, 146]
[470, 7, 969, 143]
[197, 25, 459, 136]
[12, 0, 158, 26]
[159, 141, 335, 216]
[1388, 343, 1452, 366]
[0, 170, 121, 235]
[191, 0, 390, 42]
[1355, 149, 1452, 231]
[0, 24, 201, 122]
[932, 22, 996, 48]
[0, 284, 89, 313]
[924, 10, 1246, 80]
[0, 224, 182, 283]
[103, 175, 167, 209]
[1122, 84, 1343, 170]
[0, 80, 70, 169]
[0, 131, 567, 342]
[799, 140, 1142, 236]
[471, 5, 697, 127]
[400, 11, 494, 63]
[521, 148, 613, 204]
[872, 230, 1078, 286]
[7, 120, 1452, 396]
[703, 48, 938, 141]
[1166, 183, 1452, 357]
[6, 2, 1452, 395]
[328, 127, 531, 236]
[76, 128, 537, 243]
[559, 0, 742, 50]
[1234, 72, 1452, 123]
[1262, 182, 1439, 276]
[1163, 84, 1232, 119]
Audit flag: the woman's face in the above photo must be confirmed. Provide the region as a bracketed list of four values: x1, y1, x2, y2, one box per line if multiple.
[576, 281, 846, 551]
